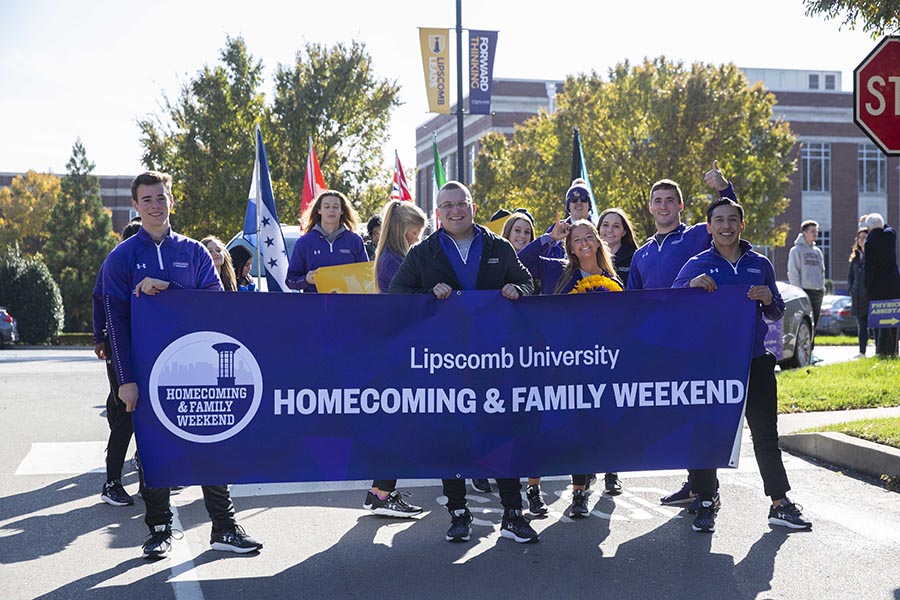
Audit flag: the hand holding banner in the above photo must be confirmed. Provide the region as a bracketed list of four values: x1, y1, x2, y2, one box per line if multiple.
[132, 287, 757, 487]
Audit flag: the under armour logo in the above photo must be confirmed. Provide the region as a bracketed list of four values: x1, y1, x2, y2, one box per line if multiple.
[136, 263, 147, 270]
[313, 250, 321, 255]
[710, 268, 719, 274]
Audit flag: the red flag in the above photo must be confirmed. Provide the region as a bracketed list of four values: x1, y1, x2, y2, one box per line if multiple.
[391, 151, 413, 202]
[301, 138, 327, 217]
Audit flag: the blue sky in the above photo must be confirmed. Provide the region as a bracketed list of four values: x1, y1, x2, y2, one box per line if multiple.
[0, 0, 878, 177]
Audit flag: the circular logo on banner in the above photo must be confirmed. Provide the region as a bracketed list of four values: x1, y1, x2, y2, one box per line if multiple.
[149, 331, 263, 443]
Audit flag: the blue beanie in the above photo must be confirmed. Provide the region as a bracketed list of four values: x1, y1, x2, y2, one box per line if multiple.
[565, 180, 592, 214]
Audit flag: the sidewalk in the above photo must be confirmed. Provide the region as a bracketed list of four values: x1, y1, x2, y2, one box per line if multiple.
[779, 405, 900, 482]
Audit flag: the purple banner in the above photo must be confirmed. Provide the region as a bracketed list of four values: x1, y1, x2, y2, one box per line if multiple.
[468, 30, 498, 115]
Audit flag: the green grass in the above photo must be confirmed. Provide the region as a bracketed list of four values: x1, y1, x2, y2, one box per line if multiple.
[778, 356, 900, 413]
[813, 334, 862, 346]
[801, 417, 900, 450]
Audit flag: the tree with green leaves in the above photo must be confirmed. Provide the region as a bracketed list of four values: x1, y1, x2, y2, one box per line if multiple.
[0, 170, 61, 255]
[474, 58, 797, 248]
[139, 35, 265, 241]
[139, 36, 400, 238]
[0, 245, 64, 344]
[803, 0, 900, 37]
[43, 139, 117, 332]
[268, 40, 401, 222]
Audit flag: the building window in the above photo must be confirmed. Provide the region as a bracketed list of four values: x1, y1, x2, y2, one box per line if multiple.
[825, 74, 836, 90]
[808, 74, 819, 90]
[817, 229, 831, 279]
[801, 143, 830, 192]
[858, 144, 886, 193]
[467, 144, 476, 184]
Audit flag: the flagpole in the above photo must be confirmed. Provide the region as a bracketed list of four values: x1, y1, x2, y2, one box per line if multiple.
[455, 0, 465, 183]
[255, 126, 263, 291]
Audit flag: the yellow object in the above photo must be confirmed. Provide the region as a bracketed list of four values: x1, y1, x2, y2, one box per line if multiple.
[568, 274, 623, 294]
[314, 262, 376, 294]
[419, 28, 451, 114]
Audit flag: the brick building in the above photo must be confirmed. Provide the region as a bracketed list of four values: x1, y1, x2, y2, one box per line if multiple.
[415, 69, 900, 290]
[0, 172, 135, 236]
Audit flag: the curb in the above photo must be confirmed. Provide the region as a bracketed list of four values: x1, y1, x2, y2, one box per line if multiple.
[780, 432, 900, 479]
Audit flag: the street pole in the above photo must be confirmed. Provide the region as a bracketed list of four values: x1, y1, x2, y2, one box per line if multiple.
[456, 0, 465, 184]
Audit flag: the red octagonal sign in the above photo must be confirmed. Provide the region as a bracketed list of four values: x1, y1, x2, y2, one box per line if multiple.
[855, 36, 900, 155]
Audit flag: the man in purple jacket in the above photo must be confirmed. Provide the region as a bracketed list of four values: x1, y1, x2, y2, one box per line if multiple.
[102, 171, 263, 560]
[629, 161, 735, 507]
[673, 198, 812, 533]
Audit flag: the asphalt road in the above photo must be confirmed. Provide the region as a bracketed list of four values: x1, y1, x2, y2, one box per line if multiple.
[1, 348, 898, 600]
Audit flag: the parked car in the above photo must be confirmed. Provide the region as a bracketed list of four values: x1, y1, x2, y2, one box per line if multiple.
[765, 281, 813, 369]
[816, 295, 856, 336]
[0, 307, 20, 348]
[226, 226, 303, 292]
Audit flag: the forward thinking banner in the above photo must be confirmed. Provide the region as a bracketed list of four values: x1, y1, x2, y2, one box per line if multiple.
[131, 287, 756, 487]
[468, 30, 497, 115]
[419, 28, 450, 114]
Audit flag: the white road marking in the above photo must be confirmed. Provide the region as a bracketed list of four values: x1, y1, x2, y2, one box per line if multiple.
[15, 442, 107, 475]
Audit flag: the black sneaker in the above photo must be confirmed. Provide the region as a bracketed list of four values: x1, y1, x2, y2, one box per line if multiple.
[604, 473, 623, 495]
[570, 489, 590, 518]
[446, 508, 473, 542]
[471, 478, 492, 493]
[210, 524, 263, 553]
[691, 497, 720, 533]
[370, 490, 423, 518]
[500, 509, 539, 543]
[363, 491, 377, 509]
[585, 473, 597, 490]
[768, 498, 812, 530]
[526, 485, 548, 516]
[660, 479, 695, 505]
[101, 479, 134, 506]
[142, 525, 174, 560]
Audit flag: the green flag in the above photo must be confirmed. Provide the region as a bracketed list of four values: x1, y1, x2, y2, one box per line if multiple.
[432, 132, 446, 189]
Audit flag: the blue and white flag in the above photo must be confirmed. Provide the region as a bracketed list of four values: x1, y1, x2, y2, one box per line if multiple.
[243, 126, 289, 292]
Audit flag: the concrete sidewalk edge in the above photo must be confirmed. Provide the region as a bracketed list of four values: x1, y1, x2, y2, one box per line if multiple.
[781, 432, 900, 479]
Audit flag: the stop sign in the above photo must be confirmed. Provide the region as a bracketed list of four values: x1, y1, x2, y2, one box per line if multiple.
[855, 36, 900, 155]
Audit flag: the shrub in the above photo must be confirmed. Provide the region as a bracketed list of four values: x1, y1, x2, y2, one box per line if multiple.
[0, 245, 64, 343]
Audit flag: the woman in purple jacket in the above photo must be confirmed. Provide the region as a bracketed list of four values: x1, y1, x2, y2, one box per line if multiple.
[373, 200, 428, 293]
[286, 190, 369, 292]
[362, 199, 428, 517]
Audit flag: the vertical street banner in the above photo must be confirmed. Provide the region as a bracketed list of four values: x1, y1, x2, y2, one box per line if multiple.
[468, 30, 498, 115]
[419, 28, 450, 114]
[130, 286, 757, 487]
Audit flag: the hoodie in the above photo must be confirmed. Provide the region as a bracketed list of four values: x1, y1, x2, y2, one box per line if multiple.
[787, 233, 825, 291]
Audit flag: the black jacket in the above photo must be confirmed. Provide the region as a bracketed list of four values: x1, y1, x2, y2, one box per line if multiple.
[865, 226, 900, 301]
[389, 225, 534, 296]
[847, 252, 869, 315]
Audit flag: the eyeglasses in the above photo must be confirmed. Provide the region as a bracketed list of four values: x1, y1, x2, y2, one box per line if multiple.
[568, 197, 590, 204]
[437, 201, 472, 211]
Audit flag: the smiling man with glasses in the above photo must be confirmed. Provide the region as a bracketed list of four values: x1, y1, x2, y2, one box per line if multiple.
[390, 180, 537, 544]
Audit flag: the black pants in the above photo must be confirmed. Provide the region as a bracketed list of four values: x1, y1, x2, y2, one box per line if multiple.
[103, 336, 133, 482]
[443, 478, 522, 512]
[692, 353, 790, 501]
[372, 479, 396, 492]
[138, 461, 237, 531]
[804, 288, 824, 351]
[856, 312, 870, 354]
